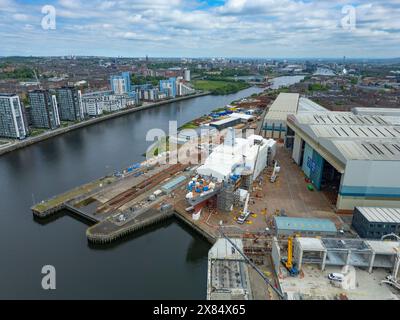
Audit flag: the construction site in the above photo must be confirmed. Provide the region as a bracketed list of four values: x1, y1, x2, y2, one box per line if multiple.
[31, 92, 400, 300]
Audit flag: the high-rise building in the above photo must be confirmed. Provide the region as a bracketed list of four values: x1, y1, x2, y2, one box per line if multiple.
[28, 90, 60, 129]
[184, 69, 191, 82]
[177, 81, 195, 96]
[0, 93, 28, 139]
[110, 72, 131, 94]
[56, 87, 84, 122]
[159, 77, 177, 98]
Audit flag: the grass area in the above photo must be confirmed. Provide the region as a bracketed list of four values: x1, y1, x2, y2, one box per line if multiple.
[32, 176, 116, 213]
[60, 121, 71, 128]
[212, 107, 227, 113]
[29, 128, 47, 137]
[192, 79, 250, 95]
[0, 140, 7, 145]
[308, 83, 329, 91]
[179, 122, 198, 130]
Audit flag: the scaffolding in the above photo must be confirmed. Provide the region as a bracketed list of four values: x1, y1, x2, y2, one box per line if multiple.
[217, 182, 235, 212]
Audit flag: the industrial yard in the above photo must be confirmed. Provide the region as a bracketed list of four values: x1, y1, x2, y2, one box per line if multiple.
[31, 92, 400, 300]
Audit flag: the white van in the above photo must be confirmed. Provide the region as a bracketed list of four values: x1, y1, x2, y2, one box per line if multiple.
[328, 273, 344, 282]
[237, 211, 250, 224]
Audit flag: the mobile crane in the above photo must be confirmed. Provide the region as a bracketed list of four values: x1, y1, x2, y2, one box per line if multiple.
[282, 236, 299, 276]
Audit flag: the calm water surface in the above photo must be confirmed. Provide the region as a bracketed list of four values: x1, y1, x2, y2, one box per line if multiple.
[0, 87, 263, 299]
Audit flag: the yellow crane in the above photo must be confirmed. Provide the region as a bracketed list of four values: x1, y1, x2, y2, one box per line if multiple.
[286, 236, 294, 270]
[283, 235, 299, 276]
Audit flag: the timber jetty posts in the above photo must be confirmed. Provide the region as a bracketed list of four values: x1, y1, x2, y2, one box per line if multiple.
[85, 209, 218, 245]
[32, 199, 217, 245]
[0, 91, 210, 157]
[33, 200, 218, 244]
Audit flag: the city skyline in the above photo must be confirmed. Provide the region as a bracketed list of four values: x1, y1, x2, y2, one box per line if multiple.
[0, 0, 399, 58]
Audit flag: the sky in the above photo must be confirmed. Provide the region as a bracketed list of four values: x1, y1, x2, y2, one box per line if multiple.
[0, 0, 399, 58]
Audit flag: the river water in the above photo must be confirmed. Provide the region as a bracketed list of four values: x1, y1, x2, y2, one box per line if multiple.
[0, 87, 264, 299]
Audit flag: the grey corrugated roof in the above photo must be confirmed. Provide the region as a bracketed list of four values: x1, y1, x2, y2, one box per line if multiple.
[299, 97, 329, 112]
[357, 207, 400, 223]
[265, 93, 299, 122]
[274, 217, 337, 233]
[289, 111, 400, 161]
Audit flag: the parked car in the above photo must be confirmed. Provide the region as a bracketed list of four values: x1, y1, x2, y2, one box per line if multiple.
[328, 273, 344, 282]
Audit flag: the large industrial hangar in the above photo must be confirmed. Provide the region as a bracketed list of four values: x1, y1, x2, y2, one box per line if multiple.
[285, 108, 400, 211]
[262, 93, 400, 212]
[263, 93, 299, 139]
[263, 93, 328, 139]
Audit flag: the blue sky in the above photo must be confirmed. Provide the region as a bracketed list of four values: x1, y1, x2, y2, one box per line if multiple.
[0, 0, 399, 58]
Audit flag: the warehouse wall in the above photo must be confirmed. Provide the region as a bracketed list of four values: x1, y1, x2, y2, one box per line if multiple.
[337, 196, 400, 211]
[302, 142, 313, 178]
[337, 160, 400, 210]
[341, 160, 400, 197]
[292, 134, 303, 165]
[253, 143, 269, 180]
[264, 120, 286, 139]
[300, 142, 325, 190]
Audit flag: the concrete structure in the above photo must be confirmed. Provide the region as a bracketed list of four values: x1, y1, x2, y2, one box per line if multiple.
[278, 264, 399, 300]
[286, 107, 400, 211]
[292, 237, 400, 274]
[0, 93, 28, 139]
[28, 90, 60, 129]
[263, 93, 299, 139]
[274, 216, 337, 237]
[352, 207, 400, 239]
[207, 238, 253, 300]
[56, 87, 84, 121]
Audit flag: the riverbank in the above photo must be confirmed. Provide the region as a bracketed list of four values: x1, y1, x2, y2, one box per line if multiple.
[31, 88, 270, 245]
[1, 86, 267, 299]
[0, 91, 210, 157]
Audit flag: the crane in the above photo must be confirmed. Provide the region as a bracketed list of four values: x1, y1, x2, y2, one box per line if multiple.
[283, 236, 299, 276]
[33, 69, 43, 90]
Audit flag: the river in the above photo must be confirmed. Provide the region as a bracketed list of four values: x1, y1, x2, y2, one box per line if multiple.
[270, 76, 306, 89]
[0, 87, 264, 299]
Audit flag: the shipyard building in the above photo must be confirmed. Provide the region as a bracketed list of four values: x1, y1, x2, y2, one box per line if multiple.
[352, 207, 400, 239]
[263, 93, 400, 211]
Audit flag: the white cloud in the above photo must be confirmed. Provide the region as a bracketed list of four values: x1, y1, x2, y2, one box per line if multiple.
[0, 0, 398, 57]
[12, 13, 29, 21]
